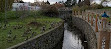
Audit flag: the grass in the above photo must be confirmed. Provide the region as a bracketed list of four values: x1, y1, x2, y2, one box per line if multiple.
[101, 7, 111, 9]
[0, 11, 62, 49]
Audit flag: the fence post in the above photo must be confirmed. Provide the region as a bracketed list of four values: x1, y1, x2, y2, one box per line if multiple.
[82, 11, 83, 19]
[74, 11, 76, 16]
[97, 30, 110, 49]
[76, 11, 77, 16]
[88, 12, 90, 22]
[85, 11, 87, 20]
[76, 11, 77, 17]
[78, 11, 80, 17]
[78, 11, 80, 16]
[91, 13, 94, 26]
[95, 14, 98, 32]
[77, 11, 79, 17]
[72, 10, 74, 16]
[101, 17, 107, 30]
[74, 11, 75, 16]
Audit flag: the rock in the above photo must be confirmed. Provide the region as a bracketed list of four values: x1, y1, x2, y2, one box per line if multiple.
[41, 26, 46, 33]
[8, 34, 11, 38]
[13, 35, 17, 40]
[25, 36, 29, 41]
[8, 30, 12, 34]
[2, 24, 7, 30]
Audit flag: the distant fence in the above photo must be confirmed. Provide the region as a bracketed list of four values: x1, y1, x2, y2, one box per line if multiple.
[86, 9, 111, 17]
[72, 10, 111, 49]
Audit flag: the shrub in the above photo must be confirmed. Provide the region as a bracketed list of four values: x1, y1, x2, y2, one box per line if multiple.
[90, 3, 104, 9]
[73, 5, 89, 14]
[73, 6, 80, 11]
[41, 5, 59, 17]
[0, 10, 43, 22]
[97, 4, 104, 9]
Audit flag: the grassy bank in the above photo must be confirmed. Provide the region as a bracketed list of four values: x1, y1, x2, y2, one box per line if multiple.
[101, 7, 111, 9]
[0, 11, 62, 49]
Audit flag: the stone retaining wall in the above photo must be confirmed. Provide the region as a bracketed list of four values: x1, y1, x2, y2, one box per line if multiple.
[72, 17, 97, 49]
[8, 22, 64, 49]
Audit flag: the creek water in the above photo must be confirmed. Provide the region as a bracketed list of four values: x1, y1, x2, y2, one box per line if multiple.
[53, 23, 88, 49]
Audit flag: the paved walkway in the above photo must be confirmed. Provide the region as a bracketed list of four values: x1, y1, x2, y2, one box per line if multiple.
[76, 15, 111, 49]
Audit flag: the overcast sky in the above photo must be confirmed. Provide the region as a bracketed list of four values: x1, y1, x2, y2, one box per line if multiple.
[22, 0, 111, 6]
[23, 0, 100, 4]
[22, 0, 100, 3]
[23, 0, 67, 4]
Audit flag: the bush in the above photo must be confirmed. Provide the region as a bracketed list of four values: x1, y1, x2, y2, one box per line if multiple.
[97, 5, 104, 9]
[41, 5, 59, 17]
[0, 11, 19, 22]
[0, 11, 43, 22]
[73, 5, 89, 14]
[73, 6, 80, 11]
[90, 3, 104, 9]
[80, 5, 89, 11]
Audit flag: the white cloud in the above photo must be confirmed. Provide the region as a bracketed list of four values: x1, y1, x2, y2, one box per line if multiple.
[23, 0, 67, 3]
[50, 2, 55, 4]
[23, 0, 34, 3]
[107, 1, 111, 7]
[95, 0, 101, 4]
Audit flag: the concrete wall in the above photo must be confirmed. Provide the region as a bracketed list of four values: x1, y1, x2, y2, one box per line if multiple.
[72, 17, 97, 49]
[8, 22, 64, 49]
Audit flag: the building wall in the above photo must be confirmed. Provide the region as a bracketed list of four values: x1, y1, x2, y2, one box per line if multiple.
[12, 3, 29, 8]
[12, 3, 29, 11]
[12, 2, 40, 11]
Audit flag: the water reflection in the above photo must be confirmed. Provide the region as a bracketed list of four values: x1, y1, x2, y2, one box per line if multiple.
[62, 30, 83, 49]
[53, 23, 88, 49]
[62, 23, 85, 49]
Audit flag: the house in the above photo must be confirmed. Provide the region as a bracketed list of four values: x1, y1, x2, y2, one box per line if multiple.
[12, 2, 29, 11]
[12, 1, 41, 11]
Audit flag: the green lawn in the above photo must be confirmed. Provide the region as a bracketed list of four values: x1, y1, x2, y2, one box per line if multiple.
[0, 11, 62, 49]
[101, 7, 111, 9]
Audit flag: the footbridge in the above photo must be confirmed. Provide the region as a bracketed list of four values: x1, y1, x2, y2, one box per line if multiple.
[7, 9, 111, 49]
[59, 9, 111, 49]
[72, 11, 111, 49]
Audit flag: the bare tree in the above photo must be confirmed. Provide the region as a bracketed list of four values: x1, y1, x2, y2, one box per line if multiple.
[84, 0, 90, 6]
[0, 0, 14, 12]
[100, 0, 110, 5]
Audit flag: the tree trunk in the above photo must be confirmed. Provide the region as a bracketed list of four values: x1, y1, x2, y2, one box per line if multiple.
[0, 0, 14, 12]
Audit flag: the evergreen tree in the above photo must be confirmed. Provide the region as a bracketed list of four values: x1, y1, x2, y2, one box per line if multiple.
[65, 0, 76, 7]
[72, 0, 76, 5]
[78, 0, 81, 3]
[101, 0, 108, 4]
